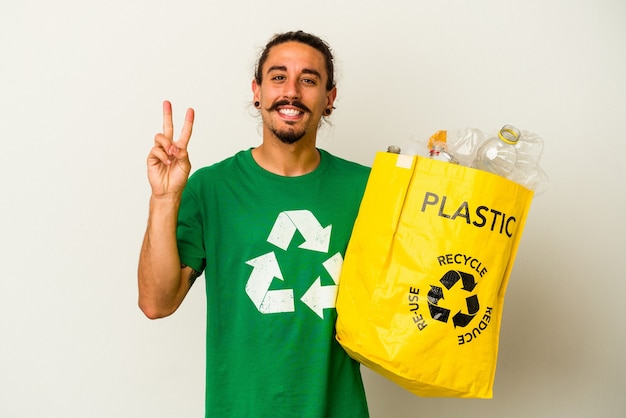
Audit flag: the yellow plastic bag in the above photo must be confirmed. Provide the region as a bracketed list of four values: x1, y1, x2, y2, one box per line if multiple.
[336, 151, 534, 398]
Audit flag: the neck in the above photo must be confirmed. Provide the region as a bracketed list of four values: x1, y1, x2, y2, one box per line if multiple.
[251, 140, 320, 177]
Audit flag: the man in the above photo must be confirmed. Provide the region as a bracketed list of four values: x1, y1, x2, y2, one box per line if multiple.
[138, 30, 370, 417]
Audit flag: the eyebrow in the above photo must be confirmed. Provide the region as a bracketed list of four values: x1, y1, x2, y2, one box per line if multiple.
[266, 65, 322, 80]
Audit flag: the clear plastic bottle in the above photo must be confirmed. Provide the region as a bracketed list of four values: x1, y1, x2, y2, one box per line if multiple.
[446, 128, 486, 167]
[508, 130, 549, 192]
[427, 131, 460, 164]
[429, 141, 460, 164]
[399, 136, 425, 157]
[473, 125, 520, 178]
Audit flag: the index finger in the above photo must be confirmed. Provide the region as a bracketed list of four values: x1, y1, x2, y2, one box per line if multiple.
[176, 107, 195, 149]
[162, 100, 174, 139]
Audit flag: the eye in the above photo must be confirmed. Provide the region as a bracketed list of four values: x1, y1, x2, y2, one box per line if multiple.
[271, 75, 286, 82]
[301, 78, 317, 86]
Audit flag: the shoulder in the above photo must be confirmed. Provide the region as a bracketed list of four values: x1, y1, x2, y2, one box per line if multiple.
[188, 150, 251, 183]
[182, 150, 253, 200]
[319, 149, 370, 172]
[319, 149, 371, 179]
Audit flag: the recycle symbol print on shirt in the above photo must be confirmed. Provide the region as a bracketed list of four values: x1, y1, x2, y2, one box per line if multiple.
[244, 210, 343, 319]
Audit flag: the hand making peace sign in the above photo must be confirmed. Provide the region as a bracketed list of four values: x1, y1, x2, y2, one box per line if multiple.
[147, 100, 195, 197]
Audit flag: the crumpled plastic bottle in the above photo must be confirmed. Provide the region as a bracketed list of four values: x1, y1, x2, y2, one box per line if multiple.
[445, 128, 486, 167]
[508, 130, 549, 193]
[472, 125, 520, 178]
[401, 125, 549, 193]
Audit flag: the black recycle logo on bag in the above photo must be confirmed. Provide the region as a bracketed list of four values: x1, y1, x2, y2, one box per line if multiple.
[427, 270, 479, 328]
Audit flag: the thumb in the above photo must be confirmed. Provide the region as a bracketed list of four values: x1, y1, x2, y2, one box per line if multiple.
[167, 142, 189, 162]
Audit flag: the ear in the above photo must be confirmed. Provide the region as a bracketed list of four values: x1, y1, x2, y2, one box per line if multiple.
[326, 86, 337, 109]
[252, 79, 261, 103]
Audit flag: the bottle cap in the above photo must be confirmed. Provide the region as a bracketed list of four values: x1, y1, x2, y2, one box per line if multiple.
[427, 130, 447, 149]
[498, 125, 521, 145]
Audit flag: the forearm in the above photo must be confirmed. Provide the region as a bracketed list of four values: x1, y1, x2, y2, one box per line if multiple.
[138, 194, 187, 319]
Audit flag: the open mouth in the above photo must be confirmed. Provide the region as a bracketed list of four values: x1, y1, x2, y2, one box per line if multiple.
[270, 100, 311, 116]
[278, 108, 303, 117]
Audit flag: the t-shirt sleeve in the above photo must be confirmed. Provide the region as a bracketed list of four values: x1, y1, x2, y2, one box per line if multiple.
[176, 179, 206, 274]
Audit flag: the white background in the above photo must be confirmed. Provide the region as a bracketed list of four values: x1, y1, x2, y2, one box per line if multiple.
[1, 0, 625, 417]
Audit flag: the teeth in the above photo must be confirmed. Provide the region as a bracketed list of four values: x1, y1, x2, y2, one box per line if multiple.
[279, 108, 301, 116]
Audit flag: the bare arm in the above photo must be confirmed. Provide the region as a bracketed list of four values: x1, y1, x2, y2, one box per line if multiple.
[138, 101, 196, 319]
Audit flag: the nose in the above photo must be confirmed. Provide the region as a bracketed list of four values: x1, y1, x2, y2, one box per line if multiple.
[282, 77, 301, 101]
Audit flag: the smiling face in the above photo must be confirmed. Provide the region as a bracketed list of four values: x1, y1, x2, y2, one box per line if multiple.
[252, 41, 337, 145]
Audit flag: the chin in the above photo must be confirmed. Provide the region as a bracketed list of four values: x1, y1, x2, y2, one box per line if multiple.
[274, 128, 306, 145]
[277, 135, 304, 145]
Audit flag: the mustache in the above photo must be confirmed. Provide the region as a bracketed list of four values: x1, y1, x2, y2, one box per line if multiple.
[268, 100, 311, 113]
